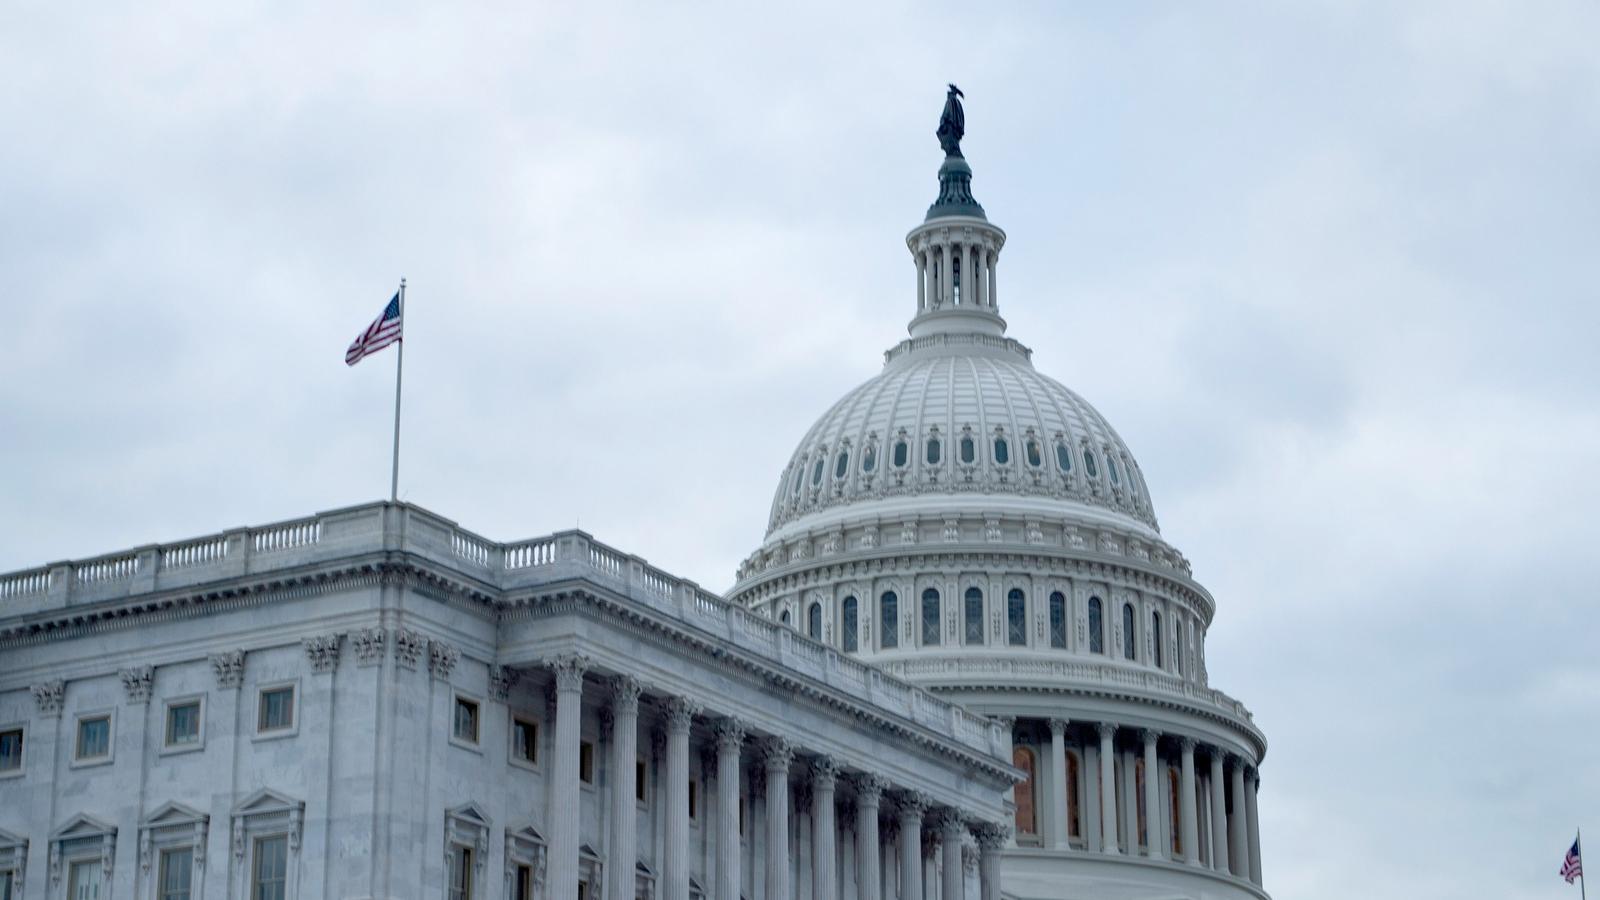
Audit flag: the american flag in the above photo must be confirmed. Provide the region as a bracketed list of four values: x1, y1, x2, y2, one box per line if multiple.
[345, 293, 402, 366]
[1562, 835, 1584, 884]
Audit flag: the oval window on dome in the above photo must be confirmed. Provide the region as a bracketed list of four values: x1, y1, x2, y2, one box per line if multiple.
[862, 445, 877, 473]
[926, 438, 942, 465]
[834, 450, 849, 480]
[1026, 440, 1042, 468]
[1083, 449, 1099, 479]
[1056, 442, 1072, 473]
[994, 437, 1010, 465]
[893, 440, 908, 468]
[1107, 455, 1120, 485]
[811, 457, 825, 486]
[959, 436, 976, 464]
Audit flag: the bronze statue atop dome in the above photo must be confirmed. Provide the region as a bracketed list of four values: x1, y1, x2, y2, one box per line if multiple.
[937, 84, 965, 158]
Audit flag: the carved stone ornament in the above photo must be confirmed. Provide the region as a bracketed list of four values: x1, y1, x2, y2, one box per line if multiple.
[759, 736, 794, 773]
[428, 640, 460, 681]
[974, 821, 1011, 850]
[231, 820, 244, 860]
[548, 653, 591, 692]
[962, 844, 979, 871]
[663, 696, 702, 733]
[929, 807, 965, 836]
[861, 525, 879, 549]
[350, 627, 386, 667]
[489, 665, 520, 702]
[210, 651, 244, 690]
[896, 791, 931, 820]
[985, 519, 1003, 543]
[810, 755, 838, 791]
[713, 716, 746, 751]
[302, 633, 343, 674]
[393, 629, 426, 670]
[121, 666, 153, 704]
[943, 518, 961, 543]
[851, 772, 887, 805]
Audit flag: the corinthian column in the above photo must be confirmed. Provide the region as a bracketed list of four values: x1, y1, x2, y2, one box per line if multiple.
[1247, 770, 1263, 885]
[713, 718, 746, 900]
[973, 824, 1008, 900]
[1208, 751, 1229, 873]
[1096, 723, 1118, 854]
[1229, 757, 1249, 878]
[664, 696, 702, 900]
[608, 676, 644, 900]
[916, 251, 927, 312]
[898, 793, 928, 900]
[762, 738, 795, 900]
[932, 809, 964, 900]
[1141, 730, 1164, 859]
[854, 774, 886, 900]
[812, 757, 839, 900]
[547, 654, 590, 900]
[1048, 719, 1069, 849]
[1178, 737, 1200, 866]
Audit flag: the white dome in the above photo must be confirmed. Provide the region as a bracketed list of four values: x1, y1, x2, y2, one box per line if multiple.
[766, 331, 1159, 539]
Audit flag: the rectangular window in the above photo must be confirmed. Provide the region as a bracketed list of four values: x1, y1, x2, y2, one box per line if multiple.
[513, 864, 532, 900]
[636, 759, 647, 802]
[2, 870, 11, 900]
[688, 778, 699, 820]
[447, 845, 471, 900]
[579, 741, 594, 783]
[68, 859, 103, 900]
[252, 835, 287, 900]
[158, 847, 194, 900]
[258, 687, 294, 733]
[166, 701, 201, 747]
[0, 728, 21, 771]
[511, 718, 538, 765]
[453, 697, 479, 744]
[75, 715, 110, 760]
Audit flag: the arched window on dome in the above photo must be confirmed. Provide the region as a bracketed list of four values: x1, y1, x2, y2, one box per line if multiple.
[921, 588, 941, 646]
[925, 437, 942, 465]
[811, 456, 825, 487]
[1049, 591, 1067, 648]
[880, 592, 899, 649]
[1083, 449, 1100, 479]
[964, 587, 984, 645]
[1007, 589, 1027, 646]
[780, 609, 790, 626]
[790, 465, 804, 497]
[959, 435, 976, 464]
[1066, 750, 1083, 843]
[841, 597, 858, 652]
[1151, 610, 1163, 668]
[892, 439, 909, 468]
[1013, 747, 1037, 836]
[862, 444, 877, 474]
[1107, 454, 1120, 486]
[1088, 597, 1104, 654]
[994, 436, 1010, 465]
[1056, 441, 1073, 473]
[1175, 619, 1185, 676]
[807, 603, 822, 641]
[1122, 603, 1136, 660]
[1026, 439, 1043, 468]
[834, 450, 849, 480]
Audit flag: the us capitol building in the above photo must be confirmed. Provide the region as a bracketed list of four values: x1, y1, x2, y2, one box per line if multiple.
[0, 92, 1268, 900]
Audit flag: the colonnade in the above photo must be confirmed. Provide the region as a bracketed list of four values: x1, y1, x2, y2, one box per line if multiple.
[544, 653, 1008, 900]
[1020, 719, 1263, 887]
[914, 241, 997, 313]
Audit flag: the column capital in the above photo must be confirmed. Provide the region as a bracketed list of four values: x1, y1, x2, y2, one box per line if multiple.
[811, 755, 840, 790]
[895, 791, 931, 821]
[929, 808, 965, 837]
[1179, 735, 1198, 753]
[851, 772, 887, 806]
[1048, 718, 1069, 736]
[548, 653, 591, 692]
[759, 736, 795, 773]
[1140, 727, 1162, 745]
[713, 716, 747, 751]
[973, 822, 1010, 851]
[609, 674, 643, 713]
[32, 680, 64, 717]
[1095, 721, 1117, 740]
[664, 696, 702, 733]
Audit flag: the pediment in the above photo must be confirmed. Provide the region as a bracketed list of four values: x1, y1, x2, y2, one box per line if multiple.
[143, 801, 207, 828]
[52, 813, 117, 841]
[579, 843, 600, 861]
[232, 788, 301, 817]
[0, 827, 24, 850]
[446, 802, 491, 827]
[506, 822, 545, 845]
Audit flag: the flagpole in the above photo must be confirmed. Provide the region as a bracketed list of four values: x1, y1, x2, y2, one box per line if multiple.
[390, 278, 405, 503]
[1581, 828, 1587, 900]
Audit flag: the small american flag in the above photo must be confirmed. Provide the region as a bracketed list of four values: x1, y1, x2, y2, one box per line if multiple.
[1563, 834, 1584, 884]
[345, 293, 403, 366]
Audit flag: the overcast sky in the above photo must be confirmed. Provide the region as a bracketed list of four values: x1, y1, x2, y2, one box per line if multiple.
[3, 2, 1597, 897]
